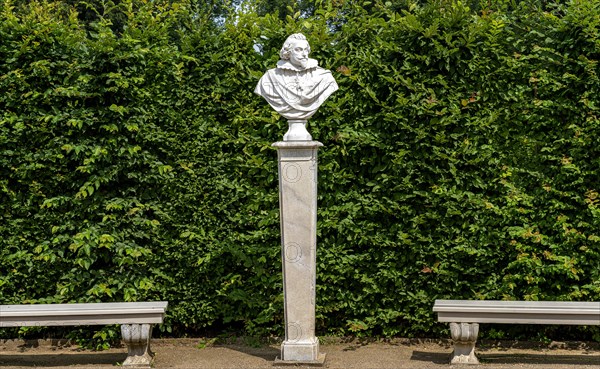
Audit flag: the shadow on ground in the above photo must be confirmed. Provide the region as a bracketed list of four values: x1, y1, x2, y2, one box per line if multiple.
[410, 350, 600, 366]
[224, 344, 280, 361]
[479, 353, 600, 366]
[0, 352, 126, 367]
[410, 350, 450, 365]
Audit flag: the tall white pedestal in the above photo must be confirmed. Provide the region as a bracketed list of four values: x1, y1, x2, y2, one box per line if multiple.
[272, 140, 326, 365]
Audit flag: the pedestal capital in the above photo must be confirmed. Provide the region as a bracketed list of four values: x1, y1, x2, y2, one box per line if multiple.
[272, 141, 323, 149]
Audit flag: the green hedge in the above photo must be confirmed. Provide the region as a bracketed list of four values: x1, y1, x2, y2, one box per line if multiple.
[1, 0, 600, 342]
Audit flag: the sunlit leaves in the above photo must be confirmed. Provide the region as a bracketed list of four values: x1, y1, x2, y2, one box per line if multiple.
[1, 0, 600, 345]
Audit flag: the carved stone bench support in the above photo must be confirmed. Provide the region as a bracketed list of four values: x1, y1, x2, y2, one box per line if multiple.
[449, 322, 479, 365]
[121, 324, 154, 368]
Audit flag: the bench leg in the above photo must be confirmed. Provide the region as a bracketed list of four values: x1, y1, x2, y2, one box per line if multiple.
[449, 322, 479, 365]
[121, 324, 154, 368]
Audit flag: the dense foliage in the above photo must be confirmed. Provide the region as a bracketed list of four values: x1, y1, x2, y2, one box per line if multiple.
[1, 0, 600, 343]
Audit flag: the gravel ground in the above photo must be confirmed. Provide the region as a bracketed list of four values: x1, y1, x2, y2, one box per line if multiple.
[1, 338, 600, 368]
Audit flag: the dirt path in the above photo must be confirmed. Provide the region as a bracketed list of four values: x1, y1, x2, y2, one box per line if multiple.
[2, 338, 600, 368]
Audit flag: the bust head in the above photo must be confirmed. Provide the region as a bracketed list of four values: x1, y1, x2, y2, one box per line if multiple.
[279, 33, 311, 69]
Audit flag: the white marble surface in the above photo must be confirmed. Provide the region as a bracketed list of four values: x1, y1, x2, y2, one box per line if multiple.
[273, 141, 324, 363]
[255, 33, 338, 122]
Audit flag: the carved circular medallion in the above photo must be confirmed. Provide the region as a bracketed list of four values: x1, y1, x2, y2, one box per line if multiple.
[284, 242, 302, 263]
[287, 322, 303, 342]
[282, 163, 302, 183]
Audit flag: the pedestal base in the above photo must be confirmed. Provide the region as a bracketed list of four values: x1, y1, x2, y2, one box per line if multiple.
[281, 338, 322, 362]
[274, 353, 326, 367]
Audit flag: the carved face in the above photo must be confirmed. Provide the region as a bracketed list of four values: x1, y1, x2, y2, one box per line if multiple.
[289, 39, 310, 69]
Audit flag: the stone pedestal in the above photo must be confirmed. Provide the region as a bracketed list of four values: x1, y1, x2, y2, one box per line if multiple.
[272, 140, 325, 365]
[449, 322, 479, 365]
[121, 324, 154, 368]
[283, 120, 311, 141]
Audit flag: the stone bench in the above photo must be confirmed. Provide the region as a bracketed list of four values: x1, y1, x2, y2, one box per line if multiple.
[0, 301, 168, 368]
[433, 299, 600, 365]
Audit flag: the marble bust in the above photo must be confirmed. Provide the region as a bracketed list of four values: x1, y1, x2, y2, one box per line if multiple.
[255, 33, 338, 140]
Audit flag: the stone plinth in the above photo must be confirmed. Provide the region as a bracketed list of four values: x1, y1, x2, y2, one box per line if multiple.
[121, 324, 154, 368]
[272, 140, 325, 365]
[449, 322, 479, 365]
[283, 120, 311, 141]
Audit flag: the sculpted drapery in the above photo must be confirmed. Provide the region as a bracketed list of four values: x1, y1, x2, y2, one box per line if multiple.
[255, 34, 338, 121]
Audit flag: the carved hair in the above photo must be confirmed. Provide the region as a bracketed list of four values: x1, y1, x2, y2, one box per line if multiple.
[279, 33, 311, 60]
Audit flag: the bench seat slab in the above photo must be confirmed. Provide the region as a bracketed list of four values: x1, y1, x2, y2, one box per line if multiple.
[434, 300, 600, 325]
[0, 302, 167, 328]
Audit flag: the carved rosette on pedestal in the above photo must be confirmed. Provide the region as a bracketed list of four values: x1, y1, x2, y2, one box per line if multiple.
[449, 322, 479, 365]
